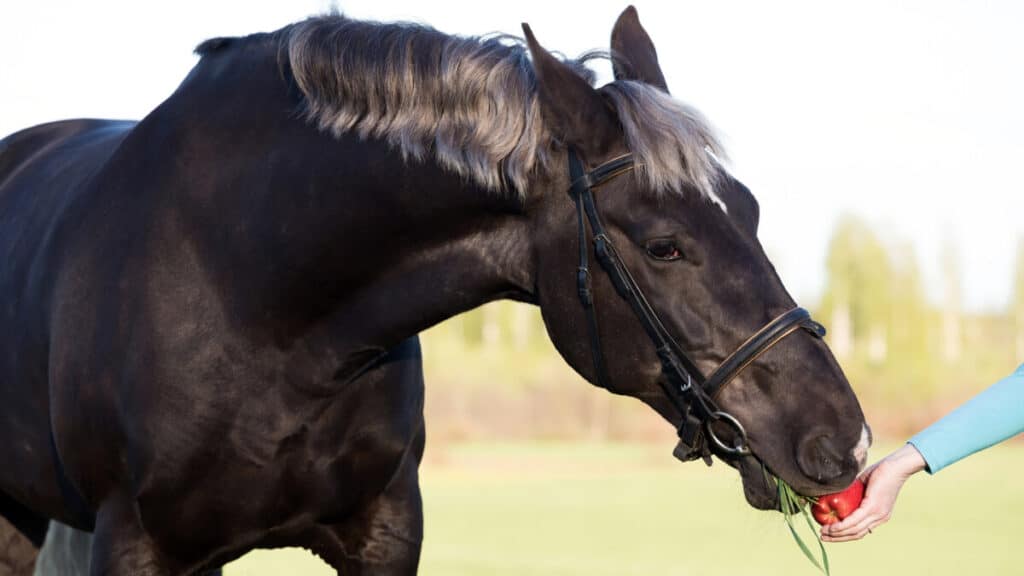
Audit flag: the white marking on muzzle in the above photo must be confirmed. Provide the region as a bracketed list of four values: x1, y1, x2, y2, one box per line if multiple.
[853, 424, 872, 471]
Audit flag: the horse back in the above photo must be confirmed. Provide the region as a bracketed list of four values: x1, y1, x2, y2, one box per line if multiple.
[0, 119, 134, 192]
[0, 119, 135, 528]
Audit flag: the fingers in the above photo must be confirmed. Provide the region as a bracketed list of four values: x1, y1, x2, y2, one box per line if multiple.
[820, 512, 870, 541]
[826, 507, 869, 532]
[821, 518, 872, 541]
[820, 499, 891, 542]
[821, 526, 873, 542]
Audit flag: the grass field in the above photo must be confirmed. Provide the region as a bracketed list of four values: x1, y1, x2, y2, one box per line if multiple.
[225, 440, 1023, 576]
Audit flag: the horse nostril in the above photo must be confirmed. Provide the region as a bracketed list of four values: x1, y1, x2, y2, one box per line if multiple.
[797, 435, 846, 483]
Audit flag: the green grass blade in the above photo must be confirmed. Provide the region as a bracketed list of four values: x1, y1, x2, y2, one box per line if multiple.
[777, 478, 829, 575]
[785, 515, 825, 572]
[800, 501, 830, 575]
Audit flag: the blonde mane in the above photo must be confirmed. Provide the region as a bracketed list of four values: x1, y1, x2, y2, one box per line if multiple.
[283, 15, 725, 197]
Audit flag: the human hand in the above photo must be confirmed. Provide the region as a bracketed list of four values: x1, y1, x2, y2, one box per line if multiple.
[820, 443, 927, 542]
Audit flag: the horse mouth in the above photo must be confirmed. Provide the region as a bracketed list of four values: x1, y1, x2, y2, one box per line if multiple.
[694, 422, 873, 511]
[729, 450, 854, 511]
[734, 454, 782, 510]
[671, 438, 781, 510]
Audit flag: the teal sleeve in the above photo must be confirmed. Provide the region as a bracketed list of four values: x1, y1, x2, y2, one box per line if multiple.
[907, 364, 1024, 474]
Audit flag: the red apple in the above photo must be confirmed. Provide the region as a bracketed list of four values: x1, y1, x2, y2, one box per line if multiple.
[811, 478, 865, 525]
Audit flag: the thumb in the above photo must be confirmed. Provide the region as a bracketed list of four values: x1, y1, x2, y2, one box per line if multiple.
[859, 461, 882, 484]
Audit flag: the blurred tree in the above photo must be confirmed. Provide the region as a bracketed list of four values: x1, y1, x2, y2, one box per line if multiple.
[940, 240, 963, 363]
[888, 242, 937, 395]
[461, 307, 485, 346]
[510, 303, 533, 350]
[818, 215, 894, 363]
[482, 303, 500, 347]
[817, 215, 939, 406]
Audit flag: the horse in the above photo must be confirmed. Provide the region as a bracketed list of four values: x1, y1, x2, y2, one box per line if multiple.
[0, 6, 870, 575]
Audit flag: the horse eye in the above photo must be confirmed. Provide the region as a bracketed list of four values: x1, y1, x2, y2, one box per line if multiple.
[645, 239, 683, 261]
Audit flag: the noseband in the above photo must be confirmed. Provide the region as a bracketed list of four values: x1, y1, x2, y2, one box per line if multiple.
[567, 148, 826, 464]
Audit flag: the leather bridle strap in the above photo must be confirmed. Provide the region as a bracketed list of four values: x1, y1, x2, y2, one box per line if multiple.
[569, 150, 721, 455]
[568, 150, 635, 392]
[704, 307, 826, 400]
[566, 148, 827, 463]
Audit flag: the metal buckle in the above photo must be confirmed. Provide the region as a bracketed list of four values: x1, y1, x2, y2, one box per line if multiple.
[706, 411, 751, 456]
[679, 371, 692, 394]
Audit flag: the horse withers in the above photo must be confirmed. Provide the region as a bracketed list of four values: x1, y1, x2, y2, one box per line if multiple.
[0, 6, 869, 575]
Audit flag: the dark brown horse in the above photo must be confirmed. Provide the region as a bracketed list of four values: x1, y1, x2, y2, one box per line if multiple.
[0, 7, 868, 575]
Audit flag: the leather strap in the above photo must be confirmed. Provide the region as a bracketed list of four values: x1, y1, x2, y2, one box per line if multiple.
[570, 151, 612, 391]
[704, 308, 826, 400]
[565, 147, 824, 462]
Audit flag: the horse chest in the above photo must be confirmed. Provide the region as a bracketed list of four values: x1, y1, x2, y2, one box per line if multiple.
[133, 347, 423, 534]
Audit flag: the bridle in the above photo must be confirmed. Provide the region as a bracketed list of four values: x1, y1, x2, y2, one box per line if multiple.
[567, 148, 827, 465]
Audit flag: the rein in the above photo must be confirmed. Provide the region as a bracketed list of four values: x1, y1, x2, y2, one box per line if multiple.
[566, 148, 826, 464]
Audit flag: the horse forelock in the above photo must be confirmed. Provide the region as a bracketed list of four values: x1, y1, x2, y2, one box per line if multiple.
[278, 14, 726, 199]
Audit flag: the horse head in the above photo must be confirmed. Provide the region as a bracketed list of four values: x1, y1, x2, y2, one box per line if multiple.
[524, 7, 869, 509]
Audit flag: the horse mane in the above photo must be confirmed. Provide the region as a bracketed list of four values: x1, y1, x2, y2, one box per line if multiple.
[279, 14, 725, 197]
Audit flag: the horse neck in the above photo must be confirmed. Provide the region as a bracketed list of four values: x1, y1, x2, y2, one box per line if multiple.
[303, 157, 538, 349]
[255, 153, 538, 385]
[146, 41, 540, 373]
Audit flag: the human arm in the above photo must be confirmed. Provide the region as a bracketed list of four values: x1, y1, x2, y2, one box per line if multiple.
[905, 364, 1024, 473]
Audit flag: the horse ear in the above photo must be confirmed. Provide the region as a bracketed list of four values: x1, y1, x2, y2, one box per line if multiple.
[522, 23, 619, 161]
[610, 6, 669, 93]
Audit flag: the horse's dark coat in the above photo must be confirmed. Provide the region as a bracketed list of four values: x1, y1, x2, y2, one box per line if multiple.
[0, 8, 866, 575]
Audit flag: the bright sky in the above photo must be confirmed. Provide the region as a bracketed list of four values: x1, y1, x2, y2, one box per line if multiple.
[2, 1, 1021, 312]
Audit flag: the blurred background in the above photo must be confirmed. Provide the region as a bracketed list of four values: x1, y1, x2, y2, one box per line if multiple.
[3, 1, 1022, 574]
